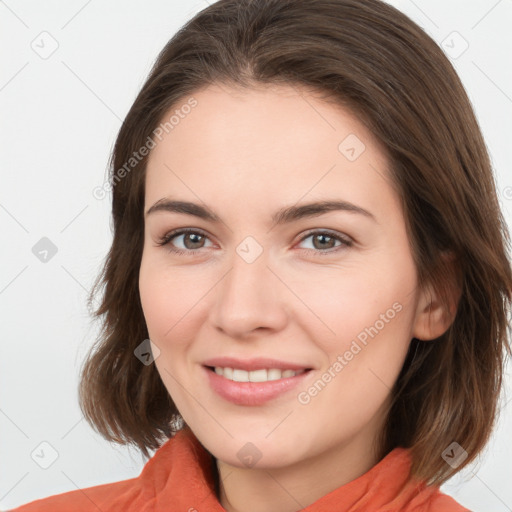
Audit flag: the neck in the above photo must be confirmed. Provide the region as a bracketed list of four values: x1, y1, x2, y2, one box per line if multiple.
[214, 432, 381, 512]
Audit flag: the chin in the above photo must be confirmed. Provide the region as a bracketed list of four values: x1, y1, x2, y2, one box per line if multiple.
[198, 429, 304, 470]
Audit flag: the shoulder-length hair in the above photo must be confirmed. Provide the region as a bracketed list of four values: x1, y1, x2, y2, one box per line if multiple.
[79, 0, 512, 485]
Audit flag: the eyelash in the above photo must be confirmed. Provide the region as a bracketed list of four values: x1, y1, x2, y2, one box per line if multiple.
[156, 228, 353, 257]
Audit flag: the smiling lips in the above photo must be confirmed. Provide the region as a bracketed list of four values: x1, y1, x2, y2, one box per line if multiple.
[202, 357, 313, 406]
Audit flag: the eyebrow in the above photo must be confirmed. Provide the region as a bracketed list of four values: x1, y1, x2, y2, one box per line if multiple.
[145, 198, 376, 224]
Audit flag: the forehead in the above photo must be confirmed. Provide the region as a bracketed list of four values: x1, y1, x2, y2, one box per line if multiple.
[144, 83, 396, 219]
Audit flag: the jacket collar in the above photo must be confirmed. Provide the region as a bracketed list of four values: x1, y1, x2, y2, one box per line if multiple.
[136, 426, 439, 511]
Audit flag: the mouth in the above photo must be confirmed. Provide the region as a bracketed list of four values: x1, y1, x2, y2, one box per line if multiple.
[202, 364, 313, 406]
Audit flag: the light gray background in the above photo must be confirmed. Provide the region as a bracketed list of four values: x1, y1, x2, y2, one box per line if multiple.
[1, 1, 511, 510]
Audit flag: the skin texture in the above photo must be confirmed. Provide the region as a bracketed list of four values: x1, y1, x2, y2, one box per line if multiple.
[139, 83, 451, 512]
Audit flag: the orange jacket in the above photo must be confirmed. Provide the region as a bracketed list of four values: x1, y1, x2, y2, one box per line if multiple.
[11, 426, 469, 511]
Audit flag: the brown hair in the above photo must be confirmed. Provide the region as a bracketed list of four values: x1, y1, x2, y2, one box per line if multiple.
[79, 0, 512, 485]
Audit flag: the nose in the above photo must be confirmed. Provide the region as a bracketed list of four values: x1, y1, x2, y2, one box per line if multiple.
[209, 248, 289, 339]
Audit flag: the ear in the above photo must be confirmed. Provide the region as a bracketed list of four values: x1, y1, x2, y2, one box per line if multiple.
[412, 252, 461, 341]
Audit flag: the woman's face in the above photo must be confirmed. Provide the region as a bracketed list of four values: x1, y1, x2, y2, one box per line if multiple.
[139, 83, 428, 472]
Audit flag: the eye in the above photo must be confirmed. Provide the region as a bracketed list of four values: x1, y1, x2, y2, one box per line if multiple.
[296, 230, 352, 255]
[156, 228, 213, 255]
[156, 228, 353, 256]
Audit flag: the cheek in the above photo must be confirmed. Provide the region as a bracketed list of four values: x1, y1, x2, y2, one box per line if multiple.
[138, 253, 217, 358]
[138, 257, 200, 408]
[139, 262, 169, 339]
[293, 274, 416, 433]
[286, 247, 419, 411]
[139, 256, 190, 344]
[285, 258, 417, 350]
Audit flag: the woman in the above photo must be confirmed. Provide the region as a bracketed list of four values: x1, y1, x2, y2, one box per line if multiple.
[12, 0, 511, 510]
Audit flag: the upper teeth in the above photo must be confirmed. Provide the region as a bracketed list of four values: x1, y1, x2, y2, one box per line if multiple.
[214, 367, 306, 382]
